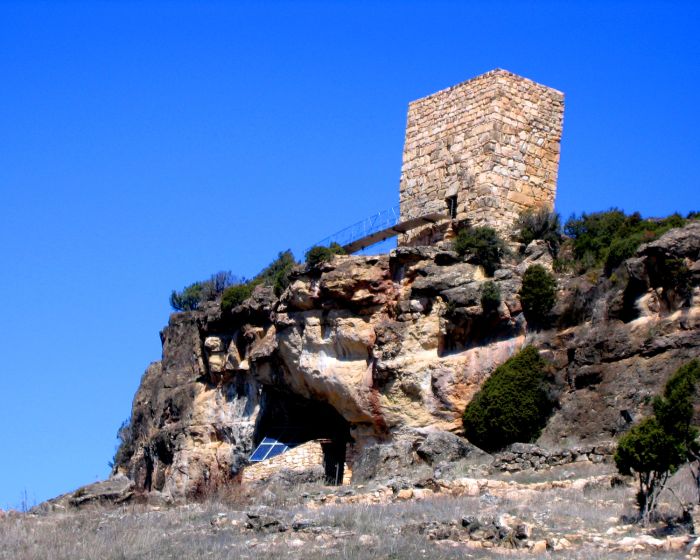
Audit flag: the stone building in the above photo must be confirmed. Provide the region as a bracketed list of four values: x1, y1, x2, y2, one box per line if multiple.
[398, 69, 564, 246]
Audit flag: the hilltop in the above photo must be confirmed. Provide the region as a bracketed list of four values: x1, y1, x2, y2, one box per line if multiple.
[3, 212, 700, 559]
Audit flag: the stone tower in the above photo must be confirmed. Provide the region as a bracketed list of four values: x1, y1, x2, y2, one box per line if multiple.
[398, 69, 564, 246]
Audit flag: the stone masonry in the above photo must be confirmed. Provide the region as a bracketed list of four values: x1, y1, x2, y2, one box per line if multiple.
[399, 69, 564, 245]
[241, 441, 353, 485]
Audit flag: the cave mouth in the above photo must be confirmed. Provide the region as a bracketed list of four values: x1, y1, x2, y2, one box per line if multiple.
[253, 388, 351, 485]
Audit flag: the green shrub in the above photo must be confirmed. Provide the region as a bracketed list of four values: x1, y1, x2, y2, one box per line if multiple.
[565, 209, 688, 275]
[256, 250, 296, 295]
[615, 417, 679, 523]
[220, 250, 300, 313]
[221, 283, 255, 314]
[604, 232, 650, 274]
[170, 271, 240, 311]
[170, 253, 298, 313]
[577, 251, 597, 274]
[654, 359, 700, 444]
[305, 242, 346, 267]
[453, 227, 508, 277]
[462, 346, 553, 452]
[480, 281, 501, 314]
[615, 359, 700, 524]
[605, 230, 658, 276]
[516, 208, 562, 255]
[519, 264, 557, 327]
[169, 282, 204, 311]
[564, 209, 628, 263]
[662, 212, 687, 230]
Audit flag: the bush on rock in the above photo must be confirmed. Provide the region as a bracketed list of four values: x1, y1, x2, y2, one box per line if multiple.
[462, 346, 554, 452]
[519, 264, 557, 327]
[305, 242, 346, 267]
[453, 227, 508, 277]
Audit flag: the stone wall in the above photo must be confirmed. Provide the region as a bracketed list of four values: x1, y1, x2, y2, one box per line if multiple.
[399, 69, 564, 245]
[493, 442, 615, 473]
[240, 440, 353, 485]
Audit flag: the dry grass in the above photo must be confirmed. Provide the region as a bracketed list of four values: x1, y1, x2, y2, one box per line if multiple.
[1, 466, 696, 560]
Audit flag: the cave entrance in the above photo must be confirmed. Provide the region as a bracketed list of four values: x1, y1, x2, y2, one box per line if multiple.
[251, 388, 351, 485]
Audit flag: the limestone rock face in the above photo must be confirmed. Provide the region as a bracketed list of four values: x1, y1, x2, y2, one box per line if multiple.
[351, 439, 417, 481]
[114, 222, 700, 499]
[116, 312, 261, 498]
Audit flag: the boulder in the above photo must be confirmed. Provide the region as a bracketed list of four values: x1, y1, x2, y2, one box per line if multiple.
[416, 430, 490, 465]
[516, 240, 553, 274]
[639, 221, 700, 261]
[351, 440, 417, 481]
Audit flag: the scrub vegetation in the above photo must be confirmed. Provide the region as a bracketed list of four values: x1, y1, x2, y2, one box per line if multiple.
[519, 265, 557, 327]
[561, 209, 693, 275]
[305, 242, 346, 268]
[462, 347, 555, 452]
[453, 226, 508, 276]
[171, 251, 298, 313]
[615, 359, 700, 525]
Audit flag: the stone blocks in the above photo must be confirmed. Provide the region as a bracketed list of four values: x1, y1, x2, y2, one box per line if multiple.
[240, 440, 353, 485]
[399, 69, 564, 245]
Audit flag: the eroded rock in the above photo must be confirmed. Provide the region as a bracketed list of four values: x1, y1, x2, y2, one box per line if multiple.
[111, 222, 700, 499]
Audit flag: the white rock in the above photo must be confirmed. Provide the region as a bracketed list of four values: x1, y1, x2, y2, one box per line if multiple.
[207, 353, 226, 373]
[204, 336, 224, 352]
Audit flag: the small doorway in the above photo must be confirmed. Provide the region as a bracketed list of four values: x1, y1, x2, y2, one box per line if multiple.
[321, 439, 347, 485]
[446, 195, 458, 219]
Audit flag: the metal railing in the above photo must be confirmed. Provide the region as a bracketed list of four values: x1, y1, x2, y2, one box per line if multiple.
[310, 205, 401, 251]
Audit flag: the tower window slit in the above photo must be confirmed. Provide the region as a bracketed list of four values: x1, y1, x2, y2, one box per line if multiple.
[446, 195, 458, 219]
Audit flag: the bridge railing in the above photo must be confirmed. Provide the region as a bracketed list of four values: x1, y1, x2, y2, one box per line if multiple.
[310, 205, 401, 251]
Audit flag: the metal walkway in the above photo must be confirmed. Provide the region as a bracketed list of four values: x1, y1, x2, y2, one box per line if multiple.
[312, 205, 449, 254]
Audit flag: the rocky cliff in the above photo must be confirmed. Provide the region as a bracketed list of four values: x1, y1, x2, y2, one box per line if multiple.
[113, 222, 700, 499]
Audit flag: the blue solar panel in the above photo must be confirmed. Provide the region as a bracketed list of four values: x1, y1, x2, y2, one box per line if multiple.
[249, 437, 293, 462]
[249, 444, 273, 461]
[265, 444, 289, 460]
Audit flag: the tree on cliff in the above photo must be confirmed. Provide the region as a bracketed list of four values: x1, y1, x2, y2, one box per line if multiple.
[169, 282, 205, 311]
[615, 359, 700, 525]
[563, 209, 688, 275]
[519, 264, 557, 327]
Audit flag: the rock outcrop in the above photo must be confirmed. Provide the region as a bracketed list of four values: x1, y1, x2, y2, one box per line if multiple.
[36, 474, 136, 512]
[112, 222, 700, 499]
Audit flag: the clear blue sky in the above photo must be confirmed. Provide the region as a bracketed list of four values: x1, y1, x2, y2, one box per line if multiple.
[0, 0, 698, 508]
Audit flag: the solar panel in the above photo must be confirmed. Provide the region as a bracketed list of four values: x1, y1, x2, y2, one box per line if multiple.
[264, 443, 289, 460]
[249, 444, 273, 461]
[249, 437, 293, 462]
